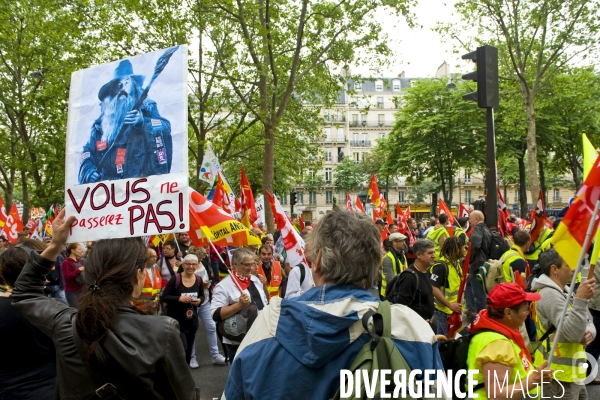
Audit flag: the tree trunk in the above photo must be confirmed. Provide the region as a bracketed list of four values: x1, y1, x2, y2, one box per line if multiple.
[570, 155, 582, 190]
[524, 94, 540, 201]
[20, 170, 30, 224]
[447, 173, 453, 206]
[538, 160, 546, 207]
[518, 154, 528, 218]
[263, 122, 275, 232]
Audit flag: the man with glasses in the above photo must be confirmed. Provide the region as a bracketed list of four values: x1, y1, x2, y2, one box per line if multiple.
[256, 244, 282, 298]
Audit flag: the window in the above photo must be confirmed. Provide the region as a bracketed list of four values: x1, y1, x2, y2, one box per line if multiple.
[399, 191, 405, 202]
[379, 133, 386, 139]
[297, 192, 304, 204]
[337, 128, 345, 141]
[553, 188, 560, 202]
[354, 82, 362, 90]
[352, 133, 359, 143]
[378, 114, 384, 126]
[325, 168, 332, 183]
[281, 192, 287, 205]
[307, 169, 315, 180]
[326, 191, 333, 204]
[351, 114, 358, 126]
[514, 190, 519, 204]
[392, 79, 401, 91]
[377, 96, 384, 108]
[325, 148, 332, 162]
[465, 190, 472, 204]
[361, 114, 367, 126]
[362, 133, 368, 145]
[375, 79, 383, 91]
[361, 152, 367, 162]
[464, 171, 472, 184]
[410, 79, 417, 88]
[353, 152, 360, 164]
[309, 191, 317, 205]
[323, 127, 331, 140]
[337, 109, 343, 122]
[323, 110, 331, 121]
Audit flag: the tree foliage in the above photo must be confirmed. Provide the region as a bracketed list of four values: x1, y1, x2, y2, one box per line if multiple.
[334, 156, 367, 193]
[387, 78, 485, 204]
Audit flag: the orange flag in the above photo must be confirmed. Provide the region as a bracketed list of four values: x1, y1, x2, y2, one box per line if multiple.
[0, 197, 6, 230]
[551, 156, 600, 269]
[212, 174, 230, 210]
[4, 203, 24, 243]
[368, 175, 381, 211]
[239, 166, 257, 229]
[438, 198, 456, 224]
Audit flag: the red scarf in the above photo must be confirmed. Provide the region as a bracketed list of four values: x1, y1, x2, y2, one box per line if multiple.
[470, 309, 532, 363]
[231, 271, 251, 291]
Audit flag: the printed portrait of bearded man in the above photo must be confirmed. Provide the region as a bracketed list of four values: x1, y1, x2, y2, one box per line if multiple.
[78, 59, 173, 184]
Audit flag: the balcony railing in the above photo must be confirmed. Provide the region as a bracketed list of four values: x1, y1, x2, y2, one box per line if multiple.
[321, 136, 347, 142]
[348, 120, 394, 128]
[323, 115, 346, 123]
[350, 140, 371, 147]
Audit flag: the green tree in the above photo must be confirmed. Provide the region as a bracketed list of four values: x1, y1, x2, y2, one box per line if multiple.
[334, 157, 367, 193]
[387, 78, 485, 204]
[448, 0, 600, 201]
[199, 0, 416, 231]
[406, 180, 440, 204]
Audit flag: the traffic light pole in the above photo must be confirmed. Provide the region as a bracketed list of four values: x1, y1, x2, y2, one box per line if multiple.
[485, 107, 498, 231]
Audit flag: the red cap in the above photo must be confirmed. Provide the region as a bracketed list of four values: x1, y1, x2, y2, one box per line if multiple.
[487, 283, 541, 309]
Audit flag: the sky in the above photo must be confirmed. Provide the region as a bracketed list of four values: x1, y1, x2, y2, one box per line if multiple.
[353, 0, 469, 79]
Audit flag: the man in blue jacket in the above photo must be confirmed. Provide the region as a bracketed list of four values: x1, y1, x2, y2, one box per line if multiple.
[222, 208, 445, 400]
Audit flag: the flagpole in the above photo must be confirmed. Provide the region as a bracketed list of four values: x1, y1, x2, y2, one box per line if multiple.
[546, 198, 600, 367]
[207, 238, 243, 293]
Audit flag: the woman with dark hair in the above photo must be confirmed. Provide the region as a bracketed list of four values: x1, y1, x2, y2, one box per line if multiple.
[62, 242, 85, 307]
[0, 239, 56, 399]
[159, 240, 183, 288]
[11, 211, 198, 399]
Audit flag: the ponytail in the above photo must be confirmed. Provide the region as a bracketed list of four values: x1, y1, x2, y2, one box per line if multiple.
[75, 237, 146, 367]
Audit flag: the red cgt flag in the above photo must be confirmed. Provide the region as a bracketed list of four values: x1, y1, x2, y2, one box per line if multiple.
[355, 195, 366, 213]
[396, 204, 408, 235]
[3, 203, 24, 243]
[346, 193, 354, 211]
[404, 205, 411, 219]
[458, 203, 470, 218]
[368, 175, 381, 211]
[438, 198, 456, 224]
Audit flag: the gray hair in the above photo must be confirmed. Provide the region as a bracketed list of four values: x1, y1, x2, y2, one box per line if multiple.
[306, 208, 381, 288]
[232, 247, 256, 265]
[413, 239, 435, 257]
[539, 248, 564, 276]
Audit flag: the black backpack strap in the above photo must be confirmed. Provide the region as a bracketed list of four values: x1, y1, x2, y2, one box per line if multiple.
[299, 264, 306, 284]
[361, 310, 383, 350]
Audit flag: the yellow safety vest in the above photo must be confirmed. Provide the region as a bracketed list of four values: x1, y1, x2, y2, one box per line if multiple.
[534, 299, 587, 383]
[454, 226, 468, 245]
[499, 246, 527, 284]
[426, 226, 449, 259]
[431, 256, 461, 315]
[380, 251, 407, 298]
[526, 227, 552, 262]
[467, 332, 536, 400]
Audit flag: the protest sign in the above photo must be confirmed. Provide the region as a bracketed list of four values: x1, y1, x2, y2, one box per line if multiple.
[64, 46, 188, 241]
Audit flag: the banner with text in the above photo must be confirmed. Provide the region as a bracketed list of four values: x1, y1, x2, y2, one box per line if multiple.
[64, 46, 188, 241]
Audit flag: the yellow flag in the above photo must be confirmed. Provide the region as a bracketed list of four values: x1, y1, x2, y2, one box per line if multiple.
[583, 134, 597, 180]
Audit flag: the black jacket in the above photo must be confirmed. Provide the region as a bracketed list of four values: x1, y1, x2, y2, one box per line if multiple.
[469, 223, 491, 273]
[12, 251, 196, 400]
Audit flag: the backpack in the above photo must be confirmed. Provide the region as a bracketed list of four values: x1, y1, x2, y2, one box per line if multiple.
[476, 259, 511, 294]
[331, 301, 416, 400]
[174, 273, 205, 304]
[385, 268, 420, 306]
[437, 330, 490, 400]
[489, 231, 510, 260]
[279, 264, 306, 299]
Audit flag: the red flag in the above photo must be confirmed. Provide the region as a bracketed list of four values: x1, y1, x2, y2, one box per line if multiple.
[379, 194, 388, 213]
[212, 174, 230, 210]
[368, 175, 381, 211]
[458, 203, 470, 218]
[266, 191, 306, 267]
[529, 190, 547, 244]
[437, 198, 456, 224]
[404, 205, 411, 219]
[239, 166, 257, 228]
[355, 196, 366, 213]
[298, 216, 305, 231]
[396, 205, 408, 235]
[4, 203, 24, 243]
[346, 193, 353, 211]
[372, 208, 382, 223]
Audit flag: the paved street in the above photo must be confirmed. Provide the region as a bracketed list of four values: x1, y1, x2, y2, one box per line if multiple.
[190, 319, 230, 400]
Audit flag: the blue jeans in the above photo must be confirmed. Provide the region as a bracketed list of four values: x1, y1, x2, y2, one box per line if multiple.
[465, 273, 486, 313]
[190, 301, 221, 361]
[433, 309, 449, 336]
[47, 285, 67, 305]
[210, 259, 220, 285]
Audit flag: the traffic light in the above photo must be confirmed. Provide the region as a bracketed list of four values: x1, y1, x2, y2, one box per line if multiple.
[461, 45, 499, 108]
[290, 191, 297, 206]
